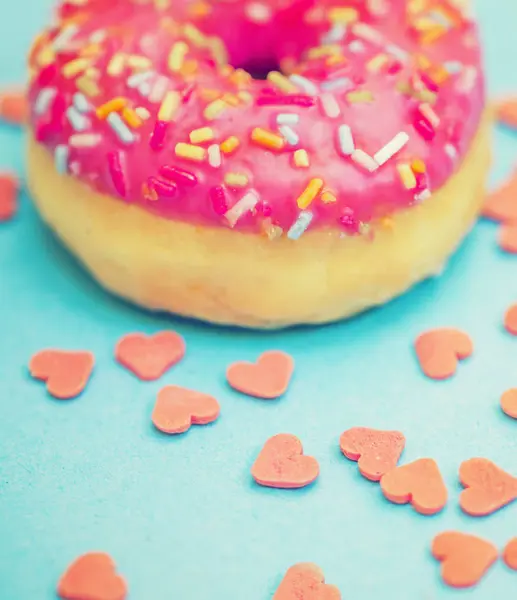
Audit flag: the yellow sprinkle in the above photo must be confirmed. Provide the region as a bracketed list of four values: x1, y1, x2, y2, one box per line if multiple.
[346, 90, 375, 103]
[321, 190, 337, 204]
[420, 25, 446, 45]
[326, 55, 347, 67]
[37, 46, 55, 67]
[411, 158, 426, 173]
[415, 53, 432, 71]
[267, 71, 298, 94]
[158, 91, 181, 122]
[366, 54, 389, 73]
[85, 67, 100, 79]
[175, 143, 206, 162]
[220, 136, 240, 155]
[135, 107, 151, 120]
[203, 98, 227, 120]
[76, 76, 100, 97]
[80, 43, 102, 58]
[182, 23, 208, 46]
[237, 91, 253, 104]
[107, 53, 126, 76]
[297, 178, 324, 210]
[199, 89, 221, 103]
[328, 7, 359, 24]
[122, 107, 143, 128]
[229, 68, 252, 89]
[62, 58, 91, 78]
[221, 93, 240, 107]
[224, 173, 249, 187]
[251, 128, 285, 151]
[168, 41, 189, 72]
[188, 1, 211, 18]
[126, 55, 153, 71]
[189, 127, 215, 144]
[397, 163, 417, 189]
[208, 37, 228, 66]
[293, 149, 310, 168]
[428, 64, 450, 85]
[307, 45, 341, 59]
[96, 97, 127, 119]
[180, 58, 198, 77]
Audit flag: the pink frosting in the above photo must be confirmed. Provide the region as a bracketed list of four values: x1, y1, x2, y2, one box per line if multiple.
[28, 0, 484, 239]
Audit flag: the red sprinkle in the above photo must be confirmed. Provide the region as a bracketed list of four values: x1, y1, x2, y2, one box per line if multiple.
[149, 120, 168, 151]
[107, 151, 126, 198]
[419, 71, 440, 93]
[256, 94, 315, 107]
[413, 117, 435, 141]
[210, 185, 228, 215]
[148, 176, 177, 197]
[36, 63, 58, 87]
[159, 164, 198, 186]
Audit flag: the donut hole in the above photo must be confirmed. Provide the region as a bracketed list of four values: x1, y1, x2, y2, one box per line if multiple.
[238, 59, 283, 80]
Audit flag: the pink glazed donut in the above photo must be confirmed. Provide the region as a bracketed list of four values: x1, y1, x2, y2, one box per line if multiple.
[27, 0, 489, 328]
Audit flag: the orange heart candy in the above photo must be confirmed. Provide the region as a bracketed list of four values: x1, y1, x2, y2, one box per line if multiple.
[380, 458, 447, 515]
[227, 350, 294, 399]
[499, 223, 517, 254]
[482, 170, 517, 222]
[496, 98, 517, 130]
[273, 563, 341, 600]
[501, 389, 517, 419]
[0, 173, 18, 222]
[339, 427, 405, 481]
[432, 532, 498, 588]
[504, 303, 517, 336]
[0, 90, 27, 125]
[115, 331, 185, 381]
[57, 552, 127, 600]
[252, 434, 319, 489]
[503, 538, 517, 571]
[152, 385, 220, 434]
[29, 349, 94, 399]
[414, 328, 473, 380]
[459, 458, 517, 516]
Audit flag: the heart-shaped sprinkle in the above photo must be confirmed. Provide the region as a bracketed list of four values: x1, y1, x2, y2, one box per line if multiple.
[227, 350, 294, 399]
[497, 98, 517, 130]
[57, 552, 127, 600]
[115, 331, 185, 381]
[0, 90, 27, 125]
[414, 328, 473, 380]
[459, 457, 517, 516]
[380, 458, 447, 515]
[503, 538, 517, 571]
[504, 303, 517, 335]
[501, 389, 517, 419]
[0, 173, 18, 222]
[29, 349, 94, 399]
[152, 385, 220, 434]
[251, 434, 319, 489]
[339, 427, 405, 481]
[431, 531, 498, 588]
[482, 171, 517, 222]
[499, 223, 517, 254]
[273, 563, 341, 600]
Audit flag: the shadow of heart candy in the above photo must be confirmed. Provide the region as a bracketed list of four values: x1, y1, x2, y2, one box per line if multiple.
[414, 328, 473, 380]
[57, 552, 127, 600]
[459, 458, 517, 516]
[227, 350, 294, 399]
[115, 331, 185, 381]
[273, 563, 341, 600]
[339, 427, 405, 481]
[431, 532, 498, 588]
[252, 434, 319, 489]
[29, 349, 94, 399]
[380, 458, 447, 515]
[152, 385, 220, 434]
[482, 169, 517, 222]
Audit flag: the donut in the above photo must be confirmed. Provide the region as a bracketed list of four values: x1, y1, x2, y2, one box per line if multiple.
[26, 0, 489, 328]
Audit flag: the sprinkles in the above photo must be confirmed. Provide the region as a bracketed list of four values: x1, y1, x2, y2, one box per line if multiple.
[107, 112, 136, 144]
[225, 190, 259, 226]
[287, 211, 313, 240]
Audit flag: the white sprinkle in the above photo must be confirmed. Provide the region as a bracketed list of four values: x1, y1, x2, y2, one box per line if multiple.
[225, 190, 259, 227]
[67, 106, 90, 132]
[208, 144, 221, 168]
[54, 145, 69, 174]
[419, 103, 440, 128]
[352, 22, 384, 45]
[276, 113, 299, 126]
[287, 210, 313, 240]
[444, 60, 463, 74]
[415, 189, 431, 202]
[69, 133, 102, 148]
[320, 93, 341, 119]
[34, 87, 57, 116]
[428, 8, 452, 28]
[321, 77, 352, 92]
[138, 82, 152, 98]
[107, 112, 135, 144]
[457, 66, 477, 93]
[245, 2, 272, 23]
[445, 143, 457, 160]
[289, 74, 319, 96]
[148, 76, 170, 103]
[348, 40, 366, 53]
[322, 23, 347, 44]
[72, 92, 90, 113]
[127, 70, 154, 89]
[351, 149, 379, 172]
[52, 25, 79, 52]
[337, 124, 355, 156]
[135, 107, 151, 120]
[278, 125, 299, 146]
[373, 132, 409, 166]
[89, 29, 107, 44]
[385, 43, 409, 63]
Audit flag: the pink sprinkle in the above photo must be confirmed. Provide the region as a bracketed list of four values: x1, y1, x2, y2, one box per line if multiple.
[419, 72, 439, 93]
[181, 83, 196, 103]
[148, 176, 177, 197]
[210, 186, 228, 215]
[257, 201, 272, 217]
[256, 94, 315, 107]
[413, 118, 435, 141]
[149, 120, 168, 151]
[387, 60, 403, 75]
[107, 151, 126, 198]
[159, 164, 198, 186]
[339, 209, 360, 233]
[36, 63, 57, 86]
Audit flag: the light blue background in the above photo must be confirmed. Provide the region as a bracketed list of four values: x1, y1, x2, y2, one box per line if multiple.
[1, 1, 517, 598]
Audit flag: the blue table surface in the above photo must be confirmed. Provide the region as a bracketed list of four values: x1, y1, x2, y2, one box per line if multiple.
[1, 2, 517, 599]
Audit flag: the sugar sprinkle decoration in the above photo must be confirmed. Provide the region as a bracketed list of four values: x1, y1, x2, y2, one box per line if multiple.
[225, 190, 259, 226]
[287, 211, 313, 240]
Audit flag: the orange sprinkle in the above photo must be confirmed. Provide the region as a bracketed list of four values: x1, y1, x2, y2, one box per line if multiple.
[321, 190, 337, 204]
[121, 107, 143, 128]
[96, 97, 127, 119]
[220, 136, 240, 155]
[189, 127, 215, 144]
[250, 128, 285, 151]
[411, 158, 426, 173]
[0, 90, 27, 125]
[297, 178, 324, 210]
[293, 149, 310, 168]
[188, 1, 211, 17]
